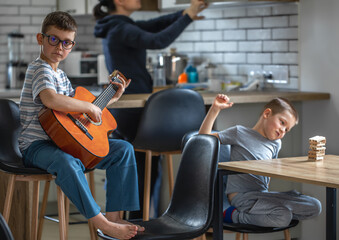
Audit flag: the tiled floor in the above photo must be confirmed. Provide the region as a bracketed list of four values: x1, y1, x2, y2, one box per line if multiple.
[41, 219, 92, 240]
[40, 203, 92, 240]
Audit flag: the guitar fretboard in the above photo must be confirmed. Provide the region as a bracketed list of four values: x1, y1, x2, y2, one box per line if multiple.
[92, 74, 121, 110]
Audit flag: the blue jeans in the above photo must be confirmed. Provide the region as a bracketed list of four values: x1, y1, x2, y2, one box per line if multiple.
[22, 139, 140, 219]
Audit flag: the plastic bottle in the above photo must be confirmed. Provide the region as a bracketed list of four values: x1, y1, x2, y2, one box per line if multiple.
[185, 63, 198, 83]
[178, 72, 188, 84]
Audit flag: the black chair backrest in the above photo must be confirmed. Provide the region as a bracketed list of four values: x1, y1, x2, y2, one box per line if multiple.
[0, 99, 23, 167]
[0, 213, 14, 240]
[165, 134, 219, 228]
[133, 88, 206, 152]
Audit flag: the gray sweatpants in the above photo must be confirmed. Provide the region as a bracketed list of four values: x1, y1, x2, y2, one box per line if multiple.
[230, 190, 322, 227]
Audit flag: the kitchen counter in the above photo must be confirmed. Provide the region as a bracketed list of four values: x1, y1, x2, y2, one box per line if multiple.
[107, 91, 330, 108]
[0, 89, 330, 107]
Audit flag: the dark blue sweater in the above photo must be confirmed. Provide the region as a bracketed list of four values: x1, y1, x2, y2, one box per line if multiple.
[94, 11, 192, 94]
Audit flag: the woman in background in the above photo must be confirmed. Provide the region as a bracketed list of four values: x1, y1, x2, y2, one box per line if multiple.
[93, 0, 208, 219]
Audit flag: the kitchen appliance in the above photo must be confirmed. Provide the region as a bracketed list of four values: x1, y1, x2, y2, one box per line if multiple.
[158, 48, 188, 84]
[6, 32, 27, 89]
[63, 51, 99, 86]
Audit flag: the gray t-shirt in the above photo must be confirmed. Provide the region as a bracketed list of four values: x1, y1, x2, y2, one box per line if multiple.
[218, 125, 281, 194]
[19, 57, 75, 152]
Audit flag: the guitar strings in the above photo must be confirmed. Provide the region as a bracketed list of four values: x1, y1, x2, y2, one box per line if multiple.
[77, 76, 119, 127]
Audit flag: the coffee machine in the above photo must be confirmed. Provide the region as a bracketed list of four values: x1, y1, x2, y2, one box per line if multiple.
[6, 32, 27, 89]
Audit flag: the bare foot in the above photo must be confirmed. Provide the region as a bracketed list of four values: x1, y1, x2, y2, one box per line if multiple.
[116, 219, 145, 232]
[90, 213, 138, 239]
[101, 221, 138, 239]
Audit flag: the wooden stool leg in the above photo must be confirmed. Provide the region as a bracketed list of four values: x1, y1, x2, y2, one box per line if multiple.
[3, 174, 15, 222]
[143, 150, 152, 221]
[65, 197, 70, 240]
[87, 171, 97, 240]
[243, 233, 248, 240]
[57, 186, 67, 240]
[37, 180, 51, 240]
[31, 181, 40, 240]
[166, 154, 174, 197]
[284, 229, 291, 240]
[235, 232, 241, 240]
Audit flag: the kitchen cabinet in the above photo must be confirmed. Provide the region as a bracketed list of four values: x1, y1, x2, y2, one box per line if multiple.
[176, 0, 298, 4]
[57, 0, 86, 15]
[140, 0, 159, 11]
[58, 0, 158, 15]
[160, 0, 188, 9]
[161, 0, 297, 10]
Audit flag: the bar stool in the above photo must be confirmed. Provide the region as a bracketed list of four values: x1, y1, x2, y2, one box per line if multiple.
[132, 88, 206, 220]
[0, 99, 96, 240]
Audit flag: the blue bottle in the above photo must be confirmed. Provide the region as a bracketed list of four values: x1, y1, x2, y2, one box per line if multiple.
[185, 64, 198, 83]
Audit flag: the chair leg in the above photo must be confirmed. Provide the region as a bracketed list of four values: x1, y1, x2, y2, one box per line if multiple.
[37, 180, 51, 240]
[235, 232, 241, 240]
[65, 197, 70, 240]
[284, 229, 291, 240]
[3, 174, 15, 222]
[57, 186, 67, 240]
[243, 233, 248, 240]
[165, 154, 174, 198]
[143, 150, 152, 221]
[31, 181, 40, 240]
[87, 171, 97, 240]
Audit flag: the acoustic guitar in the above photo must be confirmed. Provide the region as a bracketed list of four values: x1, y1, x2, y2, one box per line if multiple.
[39, 70, 127, 169]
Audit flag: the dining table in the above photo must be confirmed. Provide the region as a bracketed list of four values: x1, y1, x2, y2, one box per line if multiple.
[214, 154, 339, 240]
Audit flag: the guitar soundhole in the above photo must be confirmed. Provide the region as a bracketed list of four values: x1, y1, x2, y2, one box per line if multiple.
[83, 113, 102, 126]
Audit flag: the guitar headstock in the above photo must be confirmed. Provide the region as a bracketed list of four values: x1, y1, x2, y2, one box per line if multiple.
[109, 70, 128, 84]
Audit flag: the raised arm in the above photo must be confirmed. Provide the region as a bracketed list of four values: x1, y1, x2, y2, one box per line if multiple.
[199, 94, 234, 136]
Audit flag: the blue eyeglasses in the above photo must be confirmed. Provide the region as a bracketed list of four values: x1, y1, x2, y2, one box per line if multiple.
[41, 33, 75, 50]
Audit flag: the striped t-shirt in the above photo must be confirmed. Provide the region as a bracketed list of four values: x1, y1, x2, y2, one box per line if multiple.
[19, 57, 75, 152]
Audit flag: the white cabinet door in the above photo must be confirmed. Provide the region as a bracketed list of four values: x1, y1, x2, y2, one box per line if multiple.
[58, 0, 86, 15]
[87, 0, 98, 14]
[160, 0, 189, 9]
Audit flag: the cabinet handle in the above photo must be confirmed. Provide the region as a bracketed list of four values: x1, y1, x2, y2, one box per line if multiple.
[66, 9, 76, 14]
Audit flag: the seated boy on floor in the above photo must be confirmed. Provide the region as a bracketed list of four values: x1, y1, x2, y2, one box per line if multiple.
[199, 94, 321, 227]
[19, 11, 144, 239]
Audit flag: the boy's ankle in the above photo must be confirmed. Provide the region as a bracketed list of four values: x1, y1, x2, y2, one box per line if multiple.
[223, 206, 236, 223]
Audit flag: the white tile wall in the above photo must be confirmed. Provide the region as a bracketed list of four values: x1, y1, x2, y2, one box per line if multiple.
[0, 2, 299, 89]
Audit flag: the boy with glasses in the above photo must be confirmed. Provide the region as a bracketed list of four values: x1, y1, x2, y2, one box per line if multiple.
[19, 11, 143, 239]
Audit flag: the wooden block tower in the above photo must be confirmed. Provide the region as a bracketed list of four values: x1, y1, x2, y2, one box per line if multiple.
[308, 136, 326, 161]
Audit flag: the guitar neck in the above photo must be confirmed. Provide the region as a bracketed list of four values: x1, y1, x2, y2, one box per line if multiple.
[92, 71, 123, 110]
[92, 84, 118, 110]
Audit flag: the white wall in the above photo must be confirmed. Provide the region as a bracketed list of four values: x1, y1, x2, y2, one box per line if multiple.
[299, 0, 339, 239]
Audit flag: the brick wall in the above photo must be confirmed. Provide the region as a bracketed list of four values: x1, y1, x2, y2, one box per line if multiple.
[0, 2, 299, 89]
[0, 0, 56, 88]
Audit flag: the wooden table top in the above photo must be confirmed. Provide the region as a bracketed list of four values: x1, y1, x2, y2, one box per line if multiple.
[218, 155, 339, 189]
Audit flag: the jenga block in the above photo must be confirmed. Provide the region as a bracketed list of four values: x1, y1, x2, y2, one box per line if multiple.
[309, 146, 326, 151]
[309, 136, 326, 145]
[308, 155, 324, 161]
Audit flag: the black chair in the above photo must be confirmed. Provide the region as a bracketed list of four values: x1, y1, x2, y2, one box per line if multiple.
[98, 134, 220, 240]
[0, 99, 96, 240]
[132, 88, 206, 220]
[219, 147, 299, 240]
[183, 131, 299, 240]
[0, 213, 14, 240]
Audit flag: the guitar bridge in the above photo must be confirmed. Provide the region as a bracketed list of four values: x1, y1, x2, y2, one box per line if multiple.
[67, 113, 93, 140]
